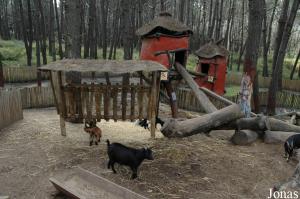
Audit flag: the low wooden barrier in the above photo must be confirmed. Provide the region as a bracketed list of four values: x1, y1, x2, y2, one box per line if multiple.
[20, 86, 55, 108]
[3, 66, 49, 83]
[0, 89, 23, 130]
[161, 87, 300, 113]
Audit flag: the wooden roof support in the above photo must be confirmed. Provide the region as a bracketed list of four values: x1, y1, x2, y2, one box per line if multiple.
[58, 71, 67, 136]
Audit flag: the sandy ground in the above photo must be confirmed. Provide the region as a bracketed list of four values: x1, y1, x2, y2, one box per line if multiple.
[0, 106, 298, 199]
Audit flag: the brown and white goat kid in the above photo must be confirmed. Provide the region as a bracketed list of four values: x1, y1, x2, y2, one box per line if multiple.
[84, 120, 102, 146]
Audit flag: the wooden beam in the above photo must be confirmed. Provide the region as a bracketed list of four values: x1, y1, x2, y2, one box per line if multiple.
[175, 62, 217, 113]
[49, 71, 59, 114]
[150, 72, 160, 138]
[58, 71, 67, 136]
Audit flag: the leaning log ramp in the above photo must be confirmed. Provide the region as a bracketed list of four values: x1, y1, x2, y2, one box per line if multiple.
[49, 167, 148, 199]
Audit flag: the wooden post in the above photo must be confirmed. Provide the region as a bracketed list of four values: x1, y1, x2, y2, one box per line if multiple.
[163, 82, 178, 118]
[58, 71, 67, 136]
[150, 72, 160, 138]
[49, 71, 59, 113]
[0, 56, 4, 87]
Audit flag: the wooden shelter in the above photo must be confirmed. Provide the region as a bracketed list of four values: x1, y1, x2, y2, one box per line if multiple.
[39, 59, 166, 138]
[193, 42, 229, 95]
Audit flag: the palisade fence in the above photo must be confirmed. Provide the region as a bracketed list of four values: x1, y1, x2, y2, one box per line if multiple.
[20, 86, 55, 108]
[226, 73, 300, 92]
[161, 87, 300, 113]
[3, 66, 49, 83]
[0, 89, 23, 129]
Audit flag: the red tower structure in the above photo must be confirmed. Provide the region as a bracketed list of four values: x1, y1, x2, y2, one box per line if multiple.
[193, 42, 229, 95]
[136, 12, 193, 117]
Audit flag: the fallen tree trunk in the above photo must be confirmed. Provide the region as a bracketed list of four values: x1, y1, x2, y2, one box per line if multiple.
[264, 130, 300, 144]
[215, 115, 269, 131]
[231, 130, 259, 145]
[161, 104, 243, 138]
[236, 115, 270, 131]
[175, 62, 217, 113]
[269, 118, 300, 132]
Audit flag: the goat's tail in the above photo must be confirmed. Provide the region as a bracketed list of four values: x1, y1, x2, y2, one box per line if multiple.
[106, 139, 110, 147]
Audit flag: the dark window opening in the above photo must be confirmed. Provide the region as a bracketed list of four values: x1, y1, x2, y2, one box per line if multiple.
[201, 63, 210, 75]
[174, 51, 186, 66]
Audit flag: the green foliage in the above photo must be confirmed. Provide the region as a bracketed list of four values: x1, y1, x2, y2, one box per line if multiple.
[1, 39, 298, 81]
[0, 40, 25, 65]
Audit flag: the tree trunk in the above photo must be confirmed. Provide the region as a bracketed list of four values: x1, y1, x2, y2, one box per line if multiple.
[54, 0, 63, 59]
[267, 0, 299, 115]
[262, 0, 268, 77]
[121, 0, 132, 120]
[263, 0, 279, 77]
[26, 0, 33, 66]
[160, 0, 165, 12]
[243, 0, 264, 113]
[35, 0, 47, 65]
[179, 0, 185, 22]
[65, 0, 82, 58]
[161, 104, 243, 138]
[18, 0, 30, 66]
[271, 0, 289, 89]
[290, 48, 300, 80]
[231, 130, 259, 145]
[269, 118, 300, 132]
[101, 0, 108, 59]
[264, 131, 299, 144]
[49, 0, 56, 61]
[175, 62, 217, 113]
[88, 0, 97, 59]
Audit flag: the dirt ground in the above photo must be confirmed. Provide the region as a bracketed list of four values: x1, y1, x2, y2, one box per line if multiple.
[0, 106, 298, 199]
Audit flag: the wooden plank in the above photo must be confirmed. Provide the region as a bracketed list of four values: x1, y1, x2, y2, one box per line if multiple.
[104, 84, 110, 121]
[138, 75, 144, 120]
[95, 87, 101, 122]
[113, 84, 118, 122]
[130, 83, 136, 122]
[49, 167, 149, 199]
[149, 72, 159, 138]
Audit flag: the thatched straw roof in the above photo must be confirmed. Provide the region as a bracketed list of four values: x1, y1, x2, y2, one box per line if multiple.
[39, 59, 166, 74]
[136, 12, 193, 36]
[194, 43, 229, 59]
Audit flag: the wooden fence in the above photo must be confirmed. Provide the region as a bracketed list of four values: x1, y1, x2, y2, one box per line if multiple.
[226, 73, 300, 92]
[0, 89, 23, 130]
[20, 86, 55, 108]
[3, 66, 49, 83]
[161, 87, 300, 113]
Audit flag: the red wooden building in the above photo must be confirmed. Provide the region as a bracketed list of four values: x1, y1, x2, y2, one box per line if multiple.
[193, 42, 229, 95]
[136, 12, 193, 70]
[136, 12, 193, 117]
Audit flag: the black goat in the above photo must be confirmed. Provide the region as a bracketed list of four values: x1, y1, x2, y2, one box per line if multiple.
[106, 139, 153, 179]
[284, 134, 300, 162]
[136, 117, 165, 129]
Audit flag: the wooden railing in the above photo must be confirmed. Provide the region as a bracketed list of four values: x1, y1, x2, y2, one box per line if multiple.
[63, 83, 151, 121]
